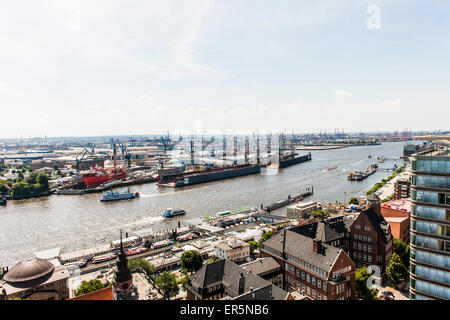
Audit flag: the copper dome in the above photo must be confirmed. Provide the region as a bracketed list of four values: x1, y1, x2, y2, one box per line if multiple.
[3, 258, 55, 283]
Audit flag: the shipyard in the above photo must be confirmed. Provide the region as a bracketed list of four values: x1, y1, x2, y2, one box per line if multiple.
[1, 0, 449, 307]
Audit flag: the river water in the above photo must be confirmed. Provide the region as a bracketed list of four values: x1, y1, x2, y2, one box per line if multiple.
[0, 142, 407, 266]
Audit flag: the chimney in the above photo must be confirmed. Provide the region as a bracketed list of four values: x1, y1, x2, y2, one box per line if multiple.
[313, 239, 322, 254]
[238, 273, 245, 295]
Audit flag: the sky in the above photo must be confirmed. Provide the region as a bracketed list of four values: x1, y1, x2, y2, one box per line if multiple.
[0, 0, 449, 138]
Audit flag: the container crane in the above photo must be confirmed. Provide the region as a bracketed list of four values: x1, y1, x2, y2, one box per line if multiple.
[110, 138, 132, 168]
[74, 143, 96, 172]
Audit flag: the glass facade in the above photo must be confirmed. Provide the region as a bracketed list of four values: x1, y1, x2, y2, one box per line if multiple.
[410, 149, 450, 300]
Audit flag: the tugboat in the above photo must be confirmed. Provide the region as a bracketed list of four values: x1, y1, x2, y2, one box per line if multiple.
[0, 197, 6, 206]
[100, 189, 140, 202]
[162, 208, 186, 218]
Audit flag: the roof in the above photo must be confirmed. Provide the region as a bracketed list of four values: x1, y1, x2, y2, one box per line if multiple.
[381, 199, 411, 213]
[241, 257, 281, 276]
[0, 266, 69, 295]
[363, 208, 390, 243]
[367, 193, 380, 201]
[262, 229, 342, 272]
[290, 221, 342, 243]
[69, 286, 114, 300]
[190, 260, 289, 300]
[384, 216, 409, 223]
[3, 258, 54, 283]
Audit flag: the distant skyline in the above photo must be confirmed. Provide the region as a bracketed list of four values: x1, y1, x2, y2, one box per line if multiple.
[1, 0, 449, 138]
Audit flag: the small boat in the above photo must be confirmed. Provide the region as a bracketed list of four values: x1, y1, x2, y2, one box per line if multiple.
[151, 239, 174, 249]
[0, 197, 6, 206]
[100, 189, 140, 202]
[162, 208, 186, 218]
[368, 155, 372, 158]
[326, 165, 338, 171]
[92, 252, 116, 264]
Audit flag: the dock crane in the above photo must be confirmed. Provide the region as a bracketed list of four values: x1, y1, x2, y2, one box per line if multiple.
[110, 138, 132, 168]
[74, 143, 96, 172]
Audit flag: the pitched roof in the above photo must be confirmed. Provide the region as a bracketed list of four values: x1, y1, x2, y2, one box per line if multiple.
[69, 286, 114, 300]
[262, 229, 342, 272]
[364, 208, 390, 243]
[291, 222, 342, 243]
[367, 193, 380, 201]
[190, 260, 289, 300]
[241, 257, 281, 276]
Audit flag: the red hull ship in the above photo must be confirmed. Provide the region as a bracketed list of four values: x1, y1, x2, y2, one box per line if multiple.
[81, 167, 126, 187]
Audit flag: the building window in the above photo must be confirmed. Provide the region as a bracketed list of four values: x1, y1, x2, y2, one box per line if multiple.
[363, 244, 367, 252]
[358, 243, 362, 250]
[367, 236, 372, 243]
[355, 225, 361, 230]
[354, 233, 358, 240]
[323, 295, 327, 300]
[353, 252, 357, 258]
[312, 289, 316, 299]
[323, 282, 327, 291]
[312, 276, 316, 286]
[317, 279, 322, 289]
[307, 286, 310, 296]
[306, 274, 310, 283]
[353, 242, 357, 249]
[368, 245, 372, 252]
[301, 271, 305, 280]
[318, 292, 321, 300]
[363, 235, 367, 242]
[368, 255, 372, 263]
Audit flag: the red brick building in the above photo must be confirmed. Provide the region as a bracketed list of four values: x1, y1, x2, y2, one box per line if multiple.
[260, 229, 356, 300]
[394, 178, 411, 200]
[380, 199, 411, 243]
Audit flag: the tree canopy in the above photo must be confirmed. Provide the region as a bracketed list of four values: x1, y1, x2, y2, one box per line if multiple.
[355, 267, 379, 300]
[311, 210, 330, 219]
[180, 250, 204, 273]
[128, 258, 156, 278]
[73, 279, 110, 297]
[258, 232, 273, 247]
[387, 253, 408, 284]
[348, 197, 359, 205]
[155, 271, 179, 300]
[392, 238, 410, 268]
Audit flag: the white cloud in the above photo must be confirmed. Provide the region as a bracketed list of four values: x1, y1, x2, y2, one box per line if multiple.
[335, 90, 354, 97]
[379, 99, 405, 110]
[137, 95, 153, 105]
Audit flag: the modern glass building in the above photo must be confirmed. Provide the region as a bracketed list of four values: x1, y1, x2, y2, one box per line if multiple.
[409, 139, 450, 300]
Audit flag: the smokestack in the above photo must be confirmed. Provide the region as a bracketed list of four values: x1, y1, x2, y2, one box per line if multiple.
[313, 239, 322, 254]
[238, 273, 245, 295]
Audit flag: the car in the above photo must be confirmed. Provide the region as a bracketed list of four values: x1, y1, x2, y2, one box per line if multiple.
[379, 291, 395, 300]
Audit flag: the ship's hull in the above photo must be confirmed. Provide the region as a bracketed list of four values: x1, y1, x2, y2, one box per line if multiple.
[81, 171, 126, 187]
[158, 164, 261, 187]
[100, 193, 136, 202]
[279, 154, 312, 168]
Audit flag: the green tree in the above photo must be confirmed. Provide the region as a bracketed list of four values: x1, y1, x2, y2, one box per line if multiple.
[11, 181, 31, 199]
[248, 240, 258, 251]
[348, 197, 359, 205]
[73, 279, 109, 297]
[177, 275, 189, 291]
[258, 232, 273, 247]
[155, 271, 179, 300]
[392, 238, 410, 268]
[311, 210, 330, 219]
[180, 250, 203, 274]
[386, 253, 408, 285]
[53, 164, 59, 171]
[128, 258, 156, 279]
[36, 172, 49, 190]
[206, 255, 220, 263]
[355, 267, 379, 300]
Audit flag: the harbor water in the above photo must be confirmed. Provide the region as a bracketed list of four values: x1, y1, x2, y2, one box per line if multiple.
[0, 142, 407, 266]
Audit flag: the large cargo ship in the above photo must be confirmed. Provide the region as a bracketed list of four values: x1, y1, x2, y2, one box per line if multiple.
[278, 153, 312, 168]
[81, 167, 126, 188]
[157, 164, 261, 187]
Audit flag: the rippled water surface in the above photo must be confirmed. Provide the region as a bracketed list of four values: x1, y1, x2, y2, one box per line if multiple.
[0, 142, 406, 265]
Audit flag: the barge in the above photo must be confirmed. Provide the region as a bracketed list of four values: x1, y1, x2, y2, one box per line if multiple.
[278, 153, 312, 169]
[264, 187, 314, 212]
[157, 164, 261, 187]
